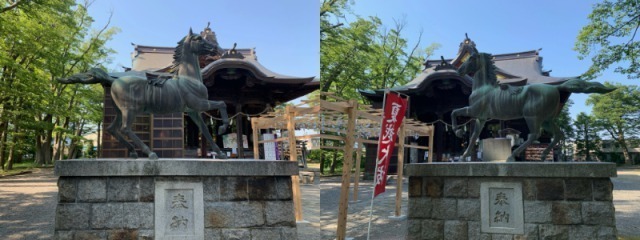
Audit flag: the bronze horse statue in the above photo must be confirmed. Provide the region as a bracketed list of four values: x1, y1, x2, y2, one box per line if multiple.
[451, 51, 615, 161]
[58, 29, 229, 159]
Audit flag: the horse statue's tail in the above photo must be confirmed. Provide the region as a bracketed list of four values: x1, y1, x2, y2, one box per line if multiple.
[57, 68, 114, 86]
[556, 78, 616, 94]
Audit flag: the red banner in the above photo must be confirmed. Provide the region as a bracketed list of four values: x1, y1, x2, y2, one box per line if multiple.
[373, 92, 408, 197]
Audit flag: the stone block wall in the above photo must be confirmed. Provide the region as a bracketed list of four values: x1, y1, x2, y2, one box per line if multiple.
[54, 160, 299, 240]
[406, 163, 618, 240]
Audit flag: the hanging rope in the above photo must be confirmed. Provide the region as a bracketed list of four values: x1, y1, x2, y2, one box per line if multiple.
[422, 118, 481, 127]
[199, 104, 274, 120]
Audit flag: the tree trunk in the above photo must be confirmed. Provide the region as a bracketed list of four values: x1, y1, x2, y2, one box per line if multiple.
[5, 127, 19, 170]
[584, 121, 591, 161]
[319, 150, 325, 174]
[43, 128, 53, 165]
[0, 121, 9, 171]
[617, 132, 633, 165]
[67, 120, 85, 159]
[329, 149, 338, 174]
[35, 132, 43, 165]
[53, 116, 70, 161]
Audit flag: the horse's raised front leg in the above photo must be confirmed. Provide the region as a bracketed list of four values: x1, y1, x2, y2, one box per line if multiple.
[462, 119, 486, 159]
[451, 107, 471, 138]
[106, 109, 137, 158]
[184, 97, 229, 134]
[120, 110, 157, 160]
[187, 111, 227, 159]
[540, 120, 564, 161]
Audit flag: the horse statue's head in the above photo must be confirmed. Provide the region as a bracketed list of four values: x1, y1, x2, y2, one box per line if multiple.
[457, 51, 498, 87]
[173, 28, 220, 65]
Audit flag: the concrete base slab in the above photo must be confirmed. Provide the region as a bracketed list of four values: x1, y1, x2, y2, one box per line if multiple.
[388, 214, 407, 220]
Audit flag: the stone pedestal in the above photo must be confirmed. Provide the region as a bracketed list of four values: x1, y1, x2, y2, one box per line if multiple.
[53, 159, 299, 240]
[482, 138, 511, 162]
[406, 162, 618, 240]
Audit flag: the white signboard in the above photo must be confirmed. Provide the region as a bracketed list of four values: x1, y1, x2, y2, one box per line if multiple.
[222, 133, 248, 149]
[263, 133, 278, 160]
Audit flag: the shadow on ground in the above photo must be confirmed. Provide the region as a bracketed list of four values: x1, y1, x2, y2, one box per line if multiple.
[0, 168, 58, 240]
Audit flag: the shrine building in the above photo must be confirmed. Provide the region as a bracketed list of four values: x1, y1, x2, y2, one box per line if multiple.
[100, 24, 318, 158]
[360, 35, 576, 173]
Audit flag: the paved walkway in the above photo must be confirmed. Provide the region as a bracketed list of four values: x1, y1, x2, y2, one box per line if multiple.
[613, 167, 640, 237]
[320, 177, 407, 240]
[0, 168, 58, 240]
[0, 168, 321, 240]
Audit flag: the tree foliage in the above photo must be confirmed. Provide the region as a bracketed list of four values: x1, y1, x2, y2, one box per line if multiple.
[319, 0, 439, 171]
[555, 99, 574, 161]
[320, 0, 439, 102]
[0, 0, 117, 169]
[586, 82, 640, 164]
[574, 0, 640, 79]
[573, 112, 602, 161]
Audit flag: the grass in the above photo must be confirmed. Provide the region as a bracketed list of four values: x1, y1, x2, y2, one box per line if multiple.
[0, 161, 40, 177]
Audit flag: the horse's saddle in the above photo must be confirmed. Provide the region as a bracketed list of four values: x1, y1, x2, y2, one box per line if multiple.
[146, 73, 171, 87]
[107, 71, 172, 87]
[499, 84, 523, 95]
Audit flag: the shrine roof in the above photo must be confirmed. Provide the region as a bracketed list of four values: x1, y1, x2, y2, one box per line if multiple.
[362, 35, 577, 98]
[201, 57, 315, 84]
[133, 44, 256, 60]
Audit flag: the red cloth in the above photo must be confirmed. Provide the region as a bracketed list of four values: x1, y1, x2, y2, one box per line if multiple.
[373, 92, 407, 197]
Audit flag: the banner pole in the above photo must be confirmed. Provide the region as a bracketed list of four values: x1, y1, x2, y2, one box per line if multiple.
[366, 183, 375, 240]
[366, 90, 391, 240]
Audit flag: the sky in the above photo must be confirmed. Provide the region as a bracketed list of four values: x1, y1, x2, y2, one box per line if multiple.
[86, 1, 635, 120]
[347, 0, 634, 120]
[87, 0, 319, 80]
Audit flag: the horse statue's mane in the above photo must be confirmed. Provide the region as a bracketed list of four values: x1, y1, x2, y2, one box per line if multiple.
[172, 34, 195, 68]
[475, 52, 498, 87]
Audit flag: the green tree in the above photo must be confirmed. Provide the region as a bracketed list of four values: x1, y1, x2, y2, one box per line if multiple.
[586, 82, 640, 164]
[555, 99, 575, 161]
[320, 0, 438, 102]
[0, 0, 41, 14]
[573, 112, 602, 161]
[574, 0, 640, 79]
[0, 0, 117, 169]
[320, 1, 439, 171]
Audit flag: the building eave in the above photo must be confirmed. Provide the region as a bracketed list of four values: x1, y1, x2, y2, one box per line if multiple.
[201, 58, 315, 84]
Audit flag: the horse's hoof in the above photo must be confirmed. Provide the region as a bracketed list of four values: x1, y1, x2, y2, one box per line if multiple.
[507, 156, 515, 162]
[129, 152, 139, 159]
[148, 152, 158, 160]
[216, 152, 227, 159]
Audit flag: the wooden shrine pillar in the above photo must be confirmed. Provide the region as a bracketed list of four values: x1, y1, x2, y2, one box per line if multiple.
[395, 122, 406, 217]
[236, 104, 245, 158]
[251, 118, 260, 159]
[286, 106, 303, 221]
[352, 141, 363, 202]
[336, 100, 357, 240]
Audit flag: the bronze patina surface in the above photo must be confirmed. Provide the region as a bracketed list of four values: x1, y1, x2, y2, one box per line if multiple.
[58, 29, 229, 159]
